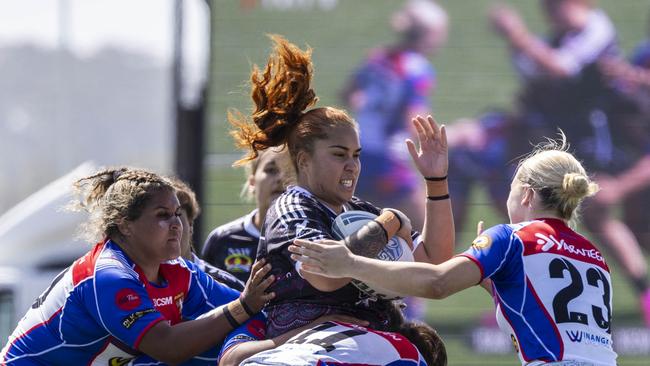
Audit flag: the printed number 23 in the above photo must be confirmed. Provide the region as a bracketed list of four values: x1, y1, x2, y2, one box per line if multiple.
[549, 258, 611, 334]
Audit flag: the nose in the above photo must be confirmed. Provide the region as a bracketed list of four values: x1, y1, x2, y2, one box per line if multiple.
[171, 215, 182, 232]
[345, 156, 360, 174]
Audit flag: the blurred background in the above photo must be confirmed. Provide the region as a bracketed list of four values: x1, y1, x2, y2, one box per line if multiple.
[1, 0, 649, 364]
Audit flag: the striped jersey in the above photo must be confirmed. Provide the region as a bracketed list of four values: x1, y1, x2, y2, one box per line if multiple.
[459, 218, 617, 365]
[1, 240, 241, 365]
[239, 321, 427, 366]
[258, 186, 421, 338]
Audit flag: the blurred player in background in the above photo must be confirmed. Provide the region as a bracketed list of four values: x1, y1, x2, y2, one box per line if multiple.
[202, 148, 294, 284]
[342, 0, 448, 230]
[590, 11, 650, 326]
[342, 0, 448, 320]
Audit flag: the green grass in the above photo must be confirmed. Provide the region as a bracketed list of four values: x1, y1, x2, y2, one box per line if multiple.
[205, 1, 650, 363]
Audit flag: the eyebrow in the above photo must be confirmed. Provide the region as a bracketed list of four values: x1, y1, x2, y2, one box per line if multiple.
[328, 145, 362, 153]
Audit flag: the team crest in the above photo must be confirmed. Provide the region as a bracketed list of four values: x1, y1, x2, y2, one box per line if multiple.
[225, 248, 253, 273]
[471, 235, 492, 250]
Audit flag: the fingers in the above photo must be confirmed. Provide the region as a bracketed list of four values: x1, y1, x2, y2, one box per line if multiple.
[440, 124, 448, 148]
[293, 239, 325, 253]
[249, 261, 272, 286]
[476, 220, 484, 236]
[289, 252, 321, 266]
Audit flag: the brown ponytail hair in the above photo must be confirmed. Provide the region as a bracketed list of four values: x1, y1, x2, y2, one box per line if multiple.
[230, 34, 356, 171]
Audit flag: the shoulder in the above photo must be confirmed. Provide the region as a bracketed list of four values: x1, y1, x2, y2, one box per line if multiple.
[93, 243, 141, 284]
[205, 214, 249, 241]
[348, 196, 381, 215]
[270, 186, 325, 220]
[401, 51, 434, 77]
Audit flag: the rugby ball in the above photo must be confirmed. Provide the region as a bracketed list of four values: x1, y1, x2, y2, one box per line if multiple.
[331, 210, 414, 300]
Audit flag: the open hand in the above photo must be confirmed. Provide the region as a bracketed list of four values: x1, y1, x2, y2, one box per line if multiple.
[406, 115, 448, 179]
[240, 259, 276, 313]
[289, 239, 355, 278]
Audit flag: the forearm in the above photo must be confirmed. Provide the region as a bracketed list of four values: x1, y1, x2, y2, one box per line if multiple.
[344, 211, 400, 258]
[612, 156, 650, 196]
[509, 31, 570, 77]
[349, 256, 481, 300]
[419, 180, 454, 264]
[219, 319, 319, 366]
[139, 301, 250, 364]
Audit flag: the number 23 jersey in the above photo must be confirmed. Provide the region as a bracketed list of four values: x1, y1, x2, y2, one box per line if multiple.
[460, 218, 616, 366]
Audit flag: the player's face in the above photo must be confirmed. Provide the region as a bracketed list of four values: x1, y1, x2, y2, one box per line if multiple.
[126, 189, 183, 263]
[251, 149, 291, 210]
[507, 171, 527, 224]
[301, 125, 361, 212]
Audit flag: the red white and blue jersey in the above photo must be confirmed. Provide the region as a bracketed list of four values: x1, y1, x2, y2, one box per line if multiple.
[459, 218, 617, 366]
[1, 240, 241, 365]
[238, 321, 426, 366]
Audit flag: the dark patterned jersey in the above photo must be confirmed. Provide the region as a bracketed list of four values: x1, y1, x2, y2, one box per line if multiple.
[202, 210, 259, 283]
[258, 186, 396, 338]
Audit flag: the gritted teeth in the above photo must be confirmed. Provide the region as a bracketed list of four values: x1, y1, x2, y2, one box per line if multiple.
[341, 179, 353, 188]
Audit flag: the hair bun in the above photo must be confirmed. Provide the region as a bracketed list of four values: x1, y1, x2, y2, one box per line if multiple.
[562, 173, 597, 199]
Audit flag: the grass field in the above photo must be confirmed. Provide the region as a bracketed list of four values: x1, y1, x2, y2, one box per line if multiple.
[205, 1, 650, 364]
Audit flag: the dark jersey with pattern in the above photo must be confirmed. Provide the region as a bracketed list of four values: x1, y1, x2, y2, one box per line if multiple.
[257, 186, 395, 338]
[202, 210, 259, 283]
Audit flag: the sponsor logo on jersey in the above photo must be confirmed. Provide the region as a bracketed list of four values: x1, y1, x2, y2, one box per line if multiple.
[122, 308, 156, 329]
[472, 235, 492, 250]
[115, 288, 141, 311]
[109, 357, 134, 366]
[174, 293, 184, 313]
[510, 334, 520, 353]
[566, 330, 611, 347]
[153, 296, 173, 307]
[536, 233, 604, 263]
[225, 248, 253, 273]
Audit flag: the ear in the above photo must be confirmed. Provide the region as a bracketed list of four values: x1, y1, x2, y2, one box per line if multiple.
[247, 174, 256, 195]
[520, 187, 534, 207]
[296, 150, 310, 171]
[117, 219, 132, 238]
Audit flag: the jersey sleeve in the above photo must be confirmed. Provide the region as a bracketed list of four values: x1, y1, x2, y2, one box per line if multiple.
[92, 266, 166, 350]
[457, 224, 518, 281]
[182, 259, 242, 320]
[403, 53, 435, 109]
[218, 313, 267, 363]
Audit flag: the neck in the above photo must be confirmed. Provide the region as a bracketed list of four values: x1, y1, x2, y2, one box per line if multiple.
[253, 206, 265, 230]
[114, 239, 161, 284]
[526, 209, 564, 222]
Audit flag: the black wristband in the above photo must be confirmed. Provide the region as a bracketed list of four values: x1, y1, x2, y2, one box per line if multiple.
[223, 305, 240, 329]
[239, 297, 256, 317]
[424, 175, 447, 181]
[427, 194, 450, 201]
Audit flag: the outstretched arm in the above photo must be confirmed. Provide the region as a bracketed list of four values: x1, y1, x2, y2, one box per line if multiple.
[406, 115, 454, 264]
[138, 260, 275, 364]
[290, 240, 481, 299]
